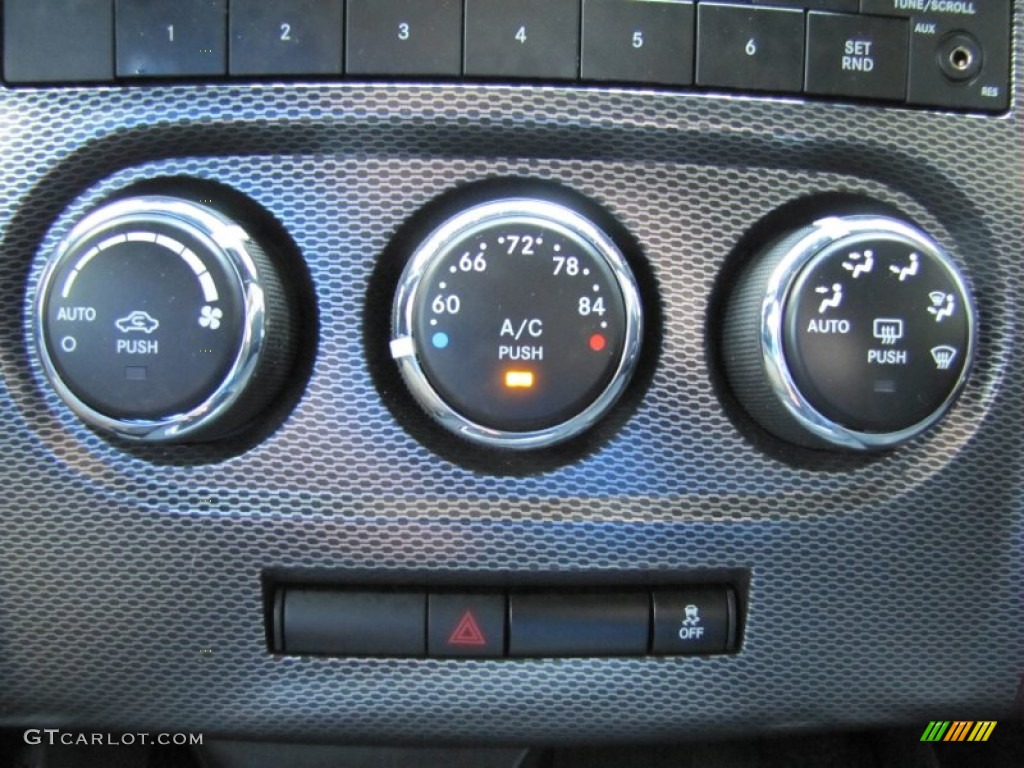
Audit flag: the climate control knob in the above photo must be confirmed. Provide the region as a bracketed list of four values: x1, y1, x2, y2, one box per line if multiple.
[391, 198, 642, 449]
[35, 195, 297, 442]
[722, 215, 975, 450]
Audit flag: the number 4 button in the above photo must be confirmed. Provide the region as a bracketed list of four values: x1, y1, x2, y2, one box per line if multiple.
[465, 0, 580, 80]
[696, 4, 805, 94]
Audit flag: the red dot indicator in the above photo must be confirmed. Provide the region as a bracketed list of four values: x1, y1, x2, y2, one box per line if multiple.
[589, 333, 607, 352]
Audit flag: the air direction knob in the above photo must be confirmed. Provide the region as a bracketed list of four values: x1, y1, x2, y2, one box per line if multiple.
[35, 195, 297, 442]
[722, 215, 975, 450]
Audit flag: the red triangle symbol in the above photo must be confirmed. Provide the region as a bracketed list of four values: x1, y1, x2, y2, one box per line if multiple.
[447, 610, 487, 646]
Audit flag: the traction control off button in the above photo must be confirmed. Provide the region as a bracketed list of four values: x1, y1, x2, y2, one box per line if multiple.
[652, 587, 736, 655]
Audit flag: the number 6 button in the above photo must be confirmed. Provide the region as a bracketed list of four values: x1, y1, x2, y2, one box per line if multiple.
[696, 3, 806, 94]
[347, 0, 462, 76]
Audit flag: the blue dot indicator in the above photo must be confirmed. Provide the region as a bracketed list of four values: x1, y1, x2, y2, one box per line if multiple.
[432, 332, 450, 349]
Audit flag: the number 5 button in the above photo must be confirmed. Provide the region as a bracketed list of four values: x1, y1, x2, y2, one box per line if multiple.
[465, 0, 580, 80]
[582, 0, 695, 86]
[696, 3, 805, 94]
[347, 0, 462, 76]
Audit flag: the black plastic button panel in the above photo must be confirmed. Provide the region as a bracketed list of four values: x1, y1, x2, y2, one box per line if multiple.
[696, 3, 806, 94]
[805, 12, 909, 101]
[581, 0, 696, 86]
[273, 586, 740, 658]
[428, 593, 506, 658]
[115, 0, 227, 78]
[2, 0, 1010, 113]
[3, 0, 114, 83]
[230, 0, 344, 76]
[508, 592, 649, 657]
[756, 0, 858, 8]
[652, 588, 734, 655]
[279, 590, 427, 657]
[347, 0, 463, 76]
[464, 0, 581, 80]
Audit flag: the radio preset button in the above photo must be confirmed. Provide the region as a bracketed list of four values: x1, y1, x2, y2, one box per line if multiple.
[347, 0, 462, 76]
[696, 3, 806, 94]
[229, 0, 343, 76]
[464, 0, 580, 80]
[116, 0, 227, 77]
[581, 0, 695, 86]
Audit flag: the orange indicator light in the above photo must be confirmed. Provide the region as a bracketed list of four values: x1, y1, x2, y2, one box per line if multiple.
[589, 333, 607, 352]
[505, 370, 535, 389]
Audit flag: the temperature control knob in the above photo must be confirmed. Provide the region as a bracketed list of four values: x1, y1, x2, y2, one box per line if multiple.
[723, 215, 975, 450]
[36, 195, 296, 442]
[391, 198, 642, 449]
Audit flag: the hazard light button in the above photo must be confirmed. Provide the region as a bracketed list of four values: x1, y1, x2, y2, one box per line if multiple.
[428, 593, 506, 658]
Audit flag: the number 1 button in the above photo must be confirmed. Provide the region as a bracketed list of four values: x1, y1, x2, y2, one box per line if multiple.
[465, 0, 580, 80]
[696, 3, 805, 94]
[116, 0, 226, 77]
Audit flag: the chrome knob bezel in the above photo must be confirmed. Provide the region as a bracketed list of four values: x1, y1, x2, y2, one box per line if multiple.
[35, 196, 268, 442]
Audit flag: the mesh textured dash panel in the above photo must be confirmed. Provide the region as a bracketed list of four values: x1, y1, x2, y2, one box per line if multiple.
[0, 11, 1021, 744]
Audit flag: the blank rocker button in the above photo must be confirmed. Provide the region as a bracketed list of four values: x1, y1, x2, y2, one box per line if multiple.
[509, 592, 649, 657]
[280, 590, 426, 657]
[4, 0, 114, 83]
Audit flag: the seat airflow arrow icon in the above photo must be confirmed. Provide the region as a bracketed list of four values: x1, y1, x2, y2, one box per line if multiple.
[447, 610, 487, 646]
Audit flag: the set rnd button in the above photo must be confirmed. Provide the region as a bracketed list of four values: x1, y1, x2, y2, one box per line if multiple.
[805, 12, 910, 101]
[843, 39, 875, 72]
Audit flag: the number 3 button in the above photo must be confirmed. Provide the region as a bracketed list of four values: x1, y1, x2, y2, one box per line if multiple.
[696, 3, 805, 94]
[347, 0, 462, 76]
